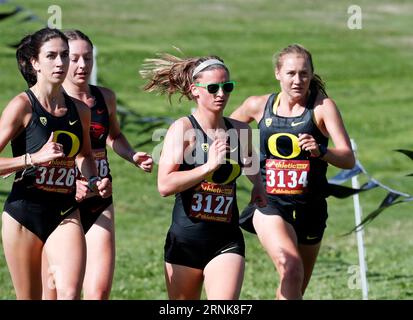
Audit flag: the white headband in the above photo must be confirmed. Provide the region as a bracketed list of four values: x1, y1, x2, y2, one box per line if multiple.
[192, 59, 225, 78]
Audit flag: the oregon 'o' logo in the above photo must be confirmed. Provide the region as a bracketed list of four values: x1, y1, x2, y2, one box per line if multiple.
[53, 130, 81, 158]
[267, 133, 300, 159]
[205, 158, 241, 185]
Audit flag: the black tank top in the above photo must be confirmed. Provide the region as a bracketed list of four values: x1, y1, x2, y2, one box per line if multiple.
[11, 89, 83, 194]
[258, 92, 328, 201]
[170, 115, 243, 240]
[88, 85, 110, 149]
[86, 85, 111, 180]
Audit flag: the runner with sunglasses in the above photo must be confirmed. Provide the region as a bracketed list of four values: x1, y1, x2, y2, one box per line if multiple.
[231, 44, 355, 299]
[140, 54, 266, 299]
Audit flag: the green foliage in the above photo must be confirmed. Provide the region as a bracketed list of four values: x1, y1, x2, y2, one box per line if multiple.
[0, 0, 412, 299]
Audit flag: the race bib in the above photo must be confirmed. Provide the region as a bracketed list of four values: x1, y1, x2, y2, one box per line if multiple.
[34, 158, 76, 194]
[189, 182, 234, 223]
[92, 148, 109, 178]
[76, 148, 109, 180]
[266, 159, 309, 195]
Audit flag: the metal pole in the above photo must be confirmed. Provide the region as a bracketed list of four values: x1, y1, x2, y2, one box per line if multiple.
[90, 46, 98, 85]
[351, 139, 369, 300]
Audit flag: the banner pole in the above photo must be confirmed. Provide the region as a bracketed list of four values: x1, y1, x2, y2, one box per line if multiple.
[351, 139, 369, 300]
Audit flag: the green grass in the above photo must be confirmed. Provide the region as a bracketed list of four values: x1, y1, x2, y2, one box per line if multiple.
[0, 0, 412, 300]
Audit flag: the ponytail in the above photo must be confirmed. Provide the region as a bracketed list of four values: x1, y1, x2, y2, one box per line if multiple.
[140, 52, 228, 104]
[310, 73, 327, 97]
[16, 35, 37, 87]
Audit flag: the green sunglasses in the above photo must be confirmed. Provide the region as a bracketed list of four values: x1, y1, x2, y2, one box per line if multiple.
[195, 81, 235, 94]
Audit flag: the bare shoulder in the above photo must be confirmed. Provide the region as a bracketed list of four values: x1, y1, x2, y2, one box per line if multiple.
[235, 94, 271, 121]
[161, 116, 193, 153]
[313, 93, 344, 134]
[167, 116, 192, 134]
[245, 94, 271, 104]
[314, 92, 336, 108]
[3, 92, 32, 116]
[96, 86, 116, 102]
[96, 86, 116, 115]
[314, 93, 339, 112]
[0, 93, 33, 134]
[243, 94, 270, 112]
[8, 92, 31, 108]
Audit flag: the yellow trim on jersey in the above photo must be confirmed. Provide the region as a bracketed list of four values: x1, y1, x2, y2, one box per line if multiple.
[311, 107, 317, 126]
[272, 93, 281, 115]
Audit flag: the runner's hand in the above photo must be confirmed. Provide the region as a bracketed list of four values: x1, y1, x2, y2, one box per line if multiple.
[96, 177, 112, 198]
[75, 179, 90, 202]
[32, 132, 65, 166]
[298, 133, 320, 157]
[206, 137, 227, 173]
[133, 152, 153, 172]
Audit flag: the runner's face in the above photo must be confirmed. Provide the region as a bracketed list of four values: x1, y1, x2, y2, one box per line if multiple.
[276, 54, 312, 101]
[67, 39, 93, 85]
[191, 68, 231, 113]
[32, 38, 69, 85]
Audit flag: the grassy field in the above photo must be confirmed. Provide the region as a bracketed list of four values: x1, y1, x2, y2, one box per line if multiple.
[0, 0, 412, 300]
